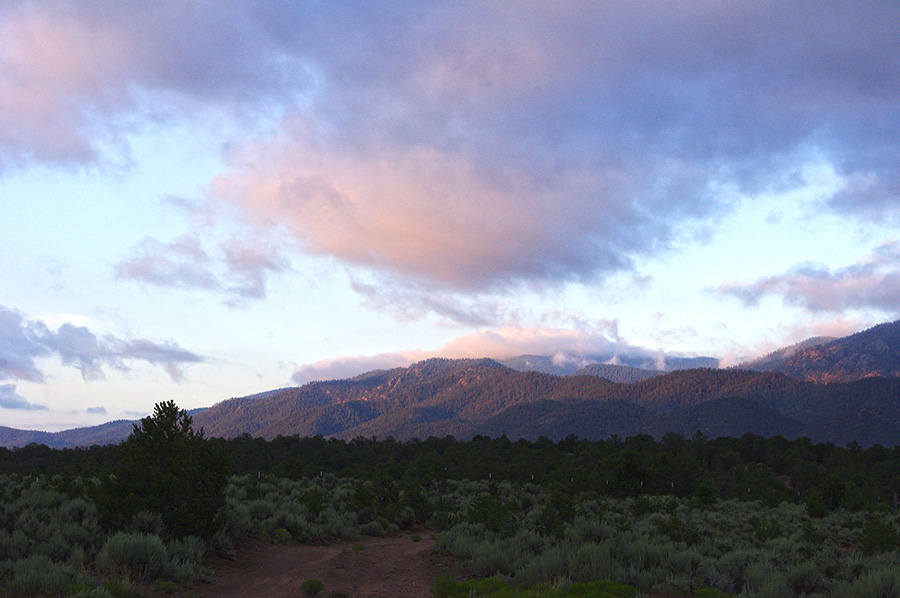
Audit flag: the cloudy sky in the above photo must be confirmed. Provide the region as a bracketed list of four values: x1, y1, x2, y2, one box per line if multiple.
[2, 1, 899, 431]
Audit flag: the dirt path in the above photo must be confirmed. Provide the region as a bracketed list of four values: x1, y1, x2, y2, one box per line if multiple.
[182, 531, 452, 598]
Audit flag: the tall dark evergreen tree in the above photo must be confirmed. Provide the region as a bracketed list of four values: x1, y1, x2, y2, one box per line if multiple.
[98, 400, 229, 538]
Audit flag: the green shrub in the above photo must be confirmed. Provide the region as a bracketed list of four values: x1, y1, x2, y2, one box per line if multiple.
[430, 574, 459, 598]
[301, 578, 325, 596]
[836, 567, 900, 598]
[70, 588, 116, 598]
[565, 580, 637, 597]
[167, 536, 213, 587]
[750, 517, 782, 542]
[471, 542, 509, 577]
[629, 495, 656, 517]
[656, 513, 701, 546]
[101, 577, 141, 598]
[274, 527, 293, 544]
[859, 517, 900, 555]
[96, 532, 171, 583]
[567, 542, 619, 583]
[2, 555, 74, 598]
[153, 578, 180, 593]
[456, 577, 512, 596]
[786, 560, 828, 595]
[167, 535, 206, 565]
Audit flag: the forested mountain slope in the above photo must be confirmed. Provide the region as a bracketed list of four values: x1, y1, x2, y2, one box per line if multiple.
[743, 320, 900, 382]
[6, 327, 900, 448]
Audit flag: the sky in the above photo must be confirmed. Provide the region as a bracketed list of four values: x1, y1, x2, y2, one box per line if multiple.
[2, 1, 900, 432]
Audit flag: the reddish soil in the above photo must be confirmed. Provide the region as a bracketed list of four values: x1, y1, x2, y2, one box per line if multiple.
[182, 531, 452, 598]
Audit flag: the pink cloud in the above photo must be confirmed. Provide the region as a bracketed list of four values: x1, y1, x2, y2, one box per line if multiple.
[115, 234, 289, 303]
[291, 323, 684, 383]
[213, 124, 639, 291]
[114, 235, 218, 292]
[221, 238, 290, 300]
[718, 241, 900, 314]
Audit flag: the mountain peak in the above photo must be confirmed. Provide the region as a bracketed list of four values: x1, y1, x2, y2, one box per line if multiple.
[748, 320, 900, 382]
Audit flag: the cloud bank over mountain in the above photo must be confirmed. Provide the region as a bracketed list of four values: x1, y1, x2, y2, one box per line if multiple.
[3, 1, 899, 299]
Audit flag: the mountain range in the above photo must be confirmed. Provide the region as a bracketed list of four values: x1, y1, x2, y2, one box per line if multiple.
[4, 320, 900, 449]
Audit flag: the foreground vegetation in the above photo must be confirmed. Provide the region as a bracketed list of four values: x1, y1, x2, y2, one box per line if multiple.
[431, 482, 900, 597]
[3, 402, 900, 596]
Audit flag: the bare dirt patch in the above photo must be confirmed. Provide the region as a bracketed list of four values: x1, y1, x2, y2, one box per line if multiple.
[182, 531, 452, 598]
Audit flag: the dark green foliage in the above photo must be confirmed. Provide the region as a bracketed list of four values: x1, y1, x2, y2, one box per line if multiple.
[467, 492, 513, 534]
[805, 489, 829, 518]
[301, 578, 325, 596]
[8, 431, 900, 517]
[629, 495, 655, 517]
[655, 513, 701, 546]
[859, 517, 900, 554]
[749, 516, 782, 542]
[2, 555, 74, 598]
[97, 401, 230, 539]
[429, 576, 637, 598]
[302, 488, 325, 517]
[431, 574, 460, 598]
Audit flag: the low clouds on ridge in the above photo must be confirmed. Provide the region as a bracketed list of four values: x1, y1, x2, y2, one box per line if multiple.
[291, 324, 688, 384]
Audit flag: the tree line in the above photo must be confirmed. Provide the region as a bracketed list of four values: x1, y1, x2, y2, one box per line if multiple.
[3, 425, 899, 515]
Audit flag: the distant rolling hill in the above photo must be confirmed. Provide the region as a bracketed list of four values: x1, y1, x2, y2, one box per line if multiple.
[0, 409, 206, 449]
[7, 320, 900, 449]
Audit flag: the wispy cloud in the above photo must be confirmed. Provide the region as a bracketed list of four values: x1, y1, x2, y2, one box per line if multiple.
[221, 238, 291, 300]
[0, 305, 50, 382]
[0, 305, 203, 384]
[114, 235, 289, 304]
[0, 383, 47, 411]
[717, 241, 900, 314]
[0, 1, 309, 166]
[113, 236, 219, 292]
